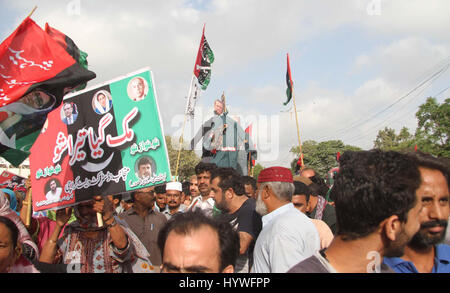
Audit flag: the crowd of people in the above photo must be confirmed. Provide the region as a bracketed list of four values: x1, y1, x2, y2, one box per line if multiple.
[0, 149, 448, 273]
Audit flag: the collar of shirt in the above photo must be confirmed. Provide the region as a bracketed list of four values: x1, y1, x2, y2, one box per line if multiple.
[261, 203, 295, 227]
[383, 244, 450, 273]
[124, 207, 155, 216]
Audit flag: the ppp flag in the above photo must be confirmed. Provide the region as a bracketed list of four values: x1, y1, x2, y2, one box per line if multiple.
[185, 25, 214, 118]
[0, 17, 96, 166]
[284, 53, 293, 106]
[30, 68, 171, 211]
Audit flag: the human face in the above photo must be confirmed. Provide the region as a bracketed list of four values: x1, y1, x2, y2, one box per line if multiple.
[255, 184, 268, 216]
[409, 167, 449, 250]
[134, 187, 155, 208]
[156, 193, 167, 210]
[214, 101, 223, 115]
[63, 103, 73, 118]
[21, 90, 51, 110]
[211, 177, 229, 213]
[244, 184, 256, 199]
[292, 194, 308, 213]
[190, 179, 200, 197]
[50, 180, 57, 192]
[384, 184, 425, 258]
[197, 172, 211, 197]
[166, 190, 182, 209]
[132, 78, 144, 98]
[76, 200, 97, 223]
[97, 94, 107, 108]
[0, 222, 18, 273]
[139, 163, 152, 178]
[162, 225, 222, 273]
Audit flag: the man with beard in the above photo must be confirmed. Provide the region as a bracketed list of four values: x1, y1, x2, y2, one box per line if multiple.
[252, 166, 320, 273]
[210, 168, 262, 273]
[120, 187, 167, 269]
[187, 162, 217, 217]
[162, 182, 187, 220]
[45, 179, 62, 202]
[383, 152, 450, 273]
[288, 150, 424, 273]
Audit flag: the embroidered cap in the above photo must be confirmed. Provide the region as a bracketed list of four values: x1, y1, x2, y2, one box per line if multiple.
[257, 167, 293, 183]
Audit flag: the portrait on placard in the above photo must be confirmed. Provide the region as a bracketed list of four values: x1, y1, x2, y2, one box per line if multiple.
[44, 178, 63, 203]
[61, 102, 78, 125]
[135, 155, 157, 179]
[92, 90, 113, 115]
[127, 76, 148, 102]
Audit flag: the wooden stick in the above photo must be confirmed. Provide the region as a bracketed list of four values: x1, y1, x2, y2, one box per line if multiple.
[25, 187, 33, 227]
[97, 212, 104, 227]
[291, 82, 304, 168]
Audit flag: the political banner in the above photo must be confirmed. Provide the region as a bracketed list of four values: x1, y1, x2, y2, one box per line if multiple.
[0, 170, 26, 192]
[30, 68, 171, 211]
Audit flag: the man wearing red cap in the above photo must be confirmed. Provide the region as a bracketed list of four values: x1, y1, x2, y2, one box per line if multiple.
[252, 167, 320, 273]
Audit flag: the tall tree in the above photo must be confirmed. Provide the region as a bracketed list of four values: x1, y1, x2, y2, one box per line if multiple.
[165, 135, 201, 181]
[290, 140, 361, 178]
[373, 127, 415, 151]
[414, 97, 449, 157]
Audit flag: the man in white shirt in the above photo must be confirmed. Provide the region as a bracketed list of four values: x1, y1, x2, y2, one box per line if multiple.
[252, 166, 320, 273]
[45, 179, 62, 202]
[187, 162, 217, 217]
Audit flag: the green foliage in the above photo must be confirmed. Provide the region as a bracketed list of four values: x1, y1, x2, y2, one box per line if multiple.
[373, 126, 416, 152]
[290, 140, 362, 178]
[165, 135, 201, 182]
[373, 97, 449, 157]
[414, 97, 449, 157]
[251, 163, 264, 180]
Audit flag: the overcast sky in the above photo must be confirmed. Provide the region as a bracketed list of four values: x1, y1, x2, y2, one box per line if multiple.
[1, 0, 449, 168]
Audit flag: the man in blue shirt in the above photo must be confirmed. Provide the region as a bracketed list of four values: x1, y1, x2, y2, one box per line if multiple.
[384, 152, 450, 273]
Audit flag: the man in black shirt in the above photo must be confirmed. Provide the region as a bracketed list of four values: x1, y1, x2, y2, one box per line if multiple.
[210, 167, 262, 273]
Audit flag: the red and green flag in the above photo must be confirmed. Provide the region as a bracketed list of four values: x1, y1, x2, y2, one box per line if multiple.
[193, 25, 215, 90]
[284, 53, 293, 106]
[0, 17, 96, 166]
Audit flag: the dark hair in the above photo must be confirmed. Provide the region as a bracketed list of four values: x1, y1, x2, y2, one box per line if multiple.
[154, 184, 166, 195]
[0, 216, 19, 249]
[406, 151, 450, 186]
[195, 162, 217, 175]
[331, 150, 421, 240]
[210, 167, 245, 196]
[158, 211, 240, 271]
[242, 176, 257, 191]
[182, 181, 191, 196]
[113, 194, 122, 201]
[293, 181, 311, 203]
[138, 157, 152, 168]
[309, 174, 329, 196]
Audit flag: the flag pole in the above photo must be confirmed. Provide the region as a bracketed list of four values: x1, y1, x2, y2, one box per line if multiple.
[288, 54, 304, 168]
[174, 75, 195, 178]
[27, 6, 38, 18]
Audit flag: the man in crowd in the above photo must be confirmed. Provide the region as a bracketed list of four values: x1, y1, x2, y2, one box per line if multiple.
[210, 168, 262, 273]
[306, 182, 337, 234]
[383, 152, 450, 273]
[187, 162, 217, 217]
[119, 187, 167, 270]
[158, 210, 239, 273]
[189, 174, 200, 197]
[252, 166, 320, 273]
[154, 184, 167, 213]
[288, 150, 425, 273]
[242, 176, 257, 199]
[39, 195, 154, 273]
[162, 182, 187, 220]
[292, 181, 334, 250]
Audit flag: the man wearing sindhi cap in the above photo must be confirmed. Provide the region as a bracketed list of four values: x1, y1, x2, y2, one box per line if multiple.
[163, 182, 187, 220]
[252, 167, 320, 273]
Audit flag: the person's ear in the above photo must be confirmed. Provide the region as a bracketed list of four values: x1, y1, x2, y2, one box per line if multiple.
[263, 185, 271, 200]
[221, 265, 234, 273]
[381, 215, 401, 241]
[225, 188, 234, 200]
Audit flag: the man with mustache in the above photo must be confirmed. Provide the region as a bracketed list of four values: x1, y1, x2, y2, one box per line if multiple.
[384, 152, 450, 273]
[187, 162, 217, 217]
[162, 182, 187, 220]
